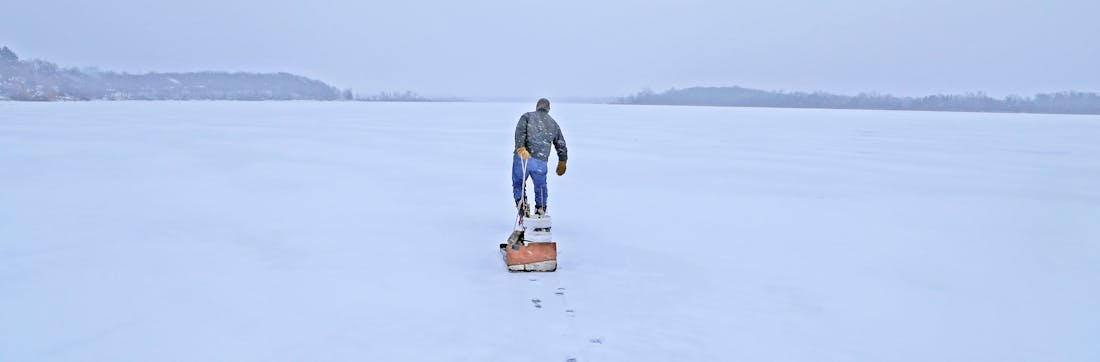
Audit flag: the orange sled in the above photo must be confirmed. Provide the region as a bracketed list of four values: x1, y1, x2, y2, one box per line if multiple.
[499, 239, 557, 272]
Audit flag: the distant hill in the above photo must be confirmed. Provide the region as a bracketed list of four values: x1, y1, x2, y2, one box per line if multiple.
[616, 86, 1100, 115]
[0, 46, 344, 101]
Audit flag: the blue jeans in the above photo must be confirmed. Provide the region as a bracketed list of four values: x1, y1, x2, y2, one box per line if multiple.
[512, 153, 548, 208]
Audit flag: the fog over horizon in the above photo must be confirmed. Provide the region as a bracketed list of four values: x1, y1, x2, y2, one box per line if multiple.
[5, 0, 1098, 98]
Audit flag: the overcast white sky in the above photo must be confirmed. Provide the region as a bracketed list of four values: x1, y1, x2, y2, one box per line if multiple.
[4, 0, 1098, 97]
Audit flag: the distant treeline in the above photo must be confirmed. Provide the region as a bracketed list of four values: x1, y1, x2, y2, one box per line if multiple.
[355, 90, 465, 102]
[616, 86, 1100, 115]
[0, 46, 346, 101]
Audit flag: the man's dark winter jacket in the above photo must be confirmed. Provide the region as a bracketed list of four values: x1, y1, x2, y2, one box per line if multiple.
[514, 110, 567, 162]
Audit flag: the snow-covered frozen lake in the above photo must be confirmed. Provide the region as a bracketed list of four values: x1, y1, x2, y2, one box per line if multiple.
[2, 101, 1098, 361]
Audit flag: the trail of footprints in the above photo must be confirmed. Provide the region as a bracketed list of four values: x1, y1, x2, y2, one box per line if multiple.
[527, 278, 602, 362]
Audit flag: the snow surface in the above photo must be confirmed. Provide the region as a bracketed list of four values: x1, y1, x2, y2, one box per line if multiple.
[1, 101, 1098, 361]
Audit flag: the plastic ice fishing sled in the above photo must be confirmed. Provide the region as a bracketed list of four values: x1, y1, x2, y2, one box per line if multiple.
[499, 215, 557, 272]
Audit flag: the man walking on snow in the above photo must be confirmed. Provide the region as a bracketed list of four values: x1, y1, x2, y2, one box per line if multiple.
[514, 98, 568, 217]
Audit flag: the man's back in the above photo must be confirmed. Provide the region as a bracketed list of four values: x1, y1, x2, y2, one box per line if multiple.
[515, 110, 567, 163]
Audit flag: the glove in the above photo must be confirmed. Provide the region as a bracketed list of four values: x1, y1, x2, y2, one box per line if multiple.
[516, 147, 531, 160]
[556, 161, 567, 176]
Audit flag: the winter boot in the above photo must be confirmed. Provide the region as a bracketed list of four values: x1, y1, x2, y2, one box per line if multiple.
[532, 206, 550, 231]
[516, 199, 530, 217]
